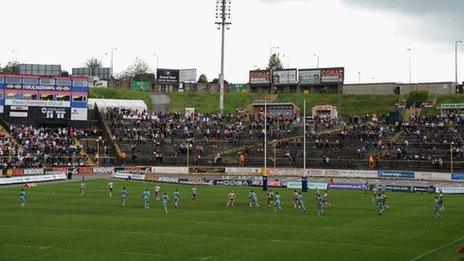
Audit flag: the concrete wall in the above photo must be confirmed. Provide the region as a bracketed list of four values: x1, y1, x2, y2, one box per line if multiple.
[343, 83, 396, 95]
[343, 82, 457, 95]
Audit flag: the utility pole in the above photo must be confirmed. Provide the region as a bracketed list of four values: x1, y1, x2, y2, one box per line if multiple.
[455, 41, 462, 83]
[407, 48, 412, 84]
[215, 0, 231, 115]
[303, 100, 306, 170]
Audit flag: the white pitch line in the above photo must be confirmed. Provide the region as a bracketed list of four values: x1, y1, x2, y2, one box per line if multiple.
[409, 235, 464, 261]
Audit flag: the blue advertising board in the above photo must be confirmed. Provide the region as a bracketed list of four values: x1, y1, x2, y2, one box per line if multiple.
[378, 171, 415, 179]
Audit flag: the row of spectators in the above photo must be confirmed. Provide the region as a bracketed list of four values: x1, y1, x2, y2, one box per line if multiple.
[105, 108, 464, 171]
[0, 125, 106, 168]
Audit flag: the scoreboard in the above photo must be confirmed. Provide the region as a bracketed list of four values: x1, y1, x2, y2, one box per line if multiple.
[0, 74, 89, 125]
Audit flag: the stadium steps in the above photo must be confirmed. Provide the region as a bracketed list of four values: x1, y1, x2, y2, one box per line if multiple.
[244, 94, 276, 113]
[209, 126, 346, 158]
[150, 93, 170, 113]
[75, 139, 95, 165]
[0, 124, 20, 147]
[403, 108, 421, 122]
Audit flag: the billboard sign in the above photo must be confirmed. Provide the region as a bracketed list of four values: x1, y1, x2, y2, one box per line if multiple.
[320, 68, 344, 83]
[157, 69, 179, 83]
[273, 69, 298, 85]
[299, 69, 321, 85]
[132, 81, 150, 92]
[72, 67, 111, 80]
[249, 70, 271, 85]
[19, 64, 61, 76]
[179, 69, 197, 83]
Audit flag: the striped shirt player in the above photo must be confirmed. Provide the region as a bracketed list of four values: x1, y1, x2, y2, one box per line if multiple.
[80, 182, 86, 196]
[292, 190, 299, 208]
[267, 190, 274, 207]
[191, 186, 197, 202]
[154, 185, 161, 200]
[227, 192, 236, 207]
[108, 182, 114, 198]
[297, 192, 306, 212]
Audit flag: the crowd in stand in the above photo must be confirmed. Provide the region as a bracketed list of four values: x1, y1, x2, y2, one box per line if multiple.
[1, 107, 463, 171]
[104, 108, 464, 171]
[1, 125, 104, 168]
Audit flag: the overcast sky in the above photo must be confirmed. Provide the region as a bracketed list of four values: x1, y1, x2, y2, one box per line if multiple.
[2, 0, 463, 83]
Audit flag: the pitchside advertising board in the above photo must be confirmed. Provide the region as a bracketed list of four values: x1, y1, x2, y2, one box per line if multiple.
[273, 69, 298, 85]
[157, 69, 179, 84]
[249, 70, 271, 85]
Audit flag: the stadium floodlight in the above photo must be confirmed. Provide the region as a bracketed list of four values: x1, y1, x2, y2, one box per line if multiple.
[215, 0, 232, 115]
[406, 48, 412, 84]
[312, 54, 319, 68]
[455, 41, 462, 83]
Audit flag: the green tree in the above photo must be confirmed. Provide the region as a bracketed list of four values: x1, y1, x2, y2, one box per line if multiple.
[197, 74, 208, 83]
[85, 58, 103, 76]
[267, 54, 283, 71]
[61, 70, 70, 76]
[211, 78, 229, 85]
[406, 90, 430, 108]
[117, 57, 154, 82]
[2, 61, 20, 74]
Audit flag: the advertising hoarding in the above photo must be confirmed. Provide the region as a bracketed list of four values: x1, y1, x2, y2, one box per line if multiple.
[19, 64, 62, 76]
[157, 69, 179, 83]
[132, 81, 150, 92]
[249, 70, 271, 85]
[377, 171, 415, 179]
[72, 67, 111, 80]
[273, 69, 298, 85]
[179, 69, 197, 83]
[299, 69, 321, 85]
[320, 68, 344, 83]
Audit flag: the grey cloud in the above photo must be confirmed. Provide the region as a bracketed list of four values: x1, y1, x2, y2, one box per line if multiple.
[259, 0, 464, 42]
[341, 0, 464, 15]
[341, 0, 464, 42]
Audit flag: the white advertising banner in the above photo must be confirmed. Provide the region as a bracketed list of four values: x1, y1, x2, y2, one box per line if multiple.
[151, 167, 189, 174]
[71, 108, 88, 121]
[270, 168, 377, 178]
[113, 172, 146, 180]
[5, 99, 71, 108]
[0, 174, 66, 185]
[92, 167, 115, 174]
[10, 111, 28, 118]
[225, 167, 261, 174]
[435, 186, 464, 194]
[415, 172, 452, 181]
[24, 168, 45, 175]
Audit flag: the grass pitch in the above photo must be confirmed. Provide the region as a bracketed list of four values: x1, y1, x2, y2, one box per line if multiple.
[0, 179, 463, 261]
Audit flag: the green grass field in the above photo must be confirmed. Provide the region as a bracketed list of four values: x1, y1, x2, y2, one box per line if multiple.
[1, 179, 463, 261]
